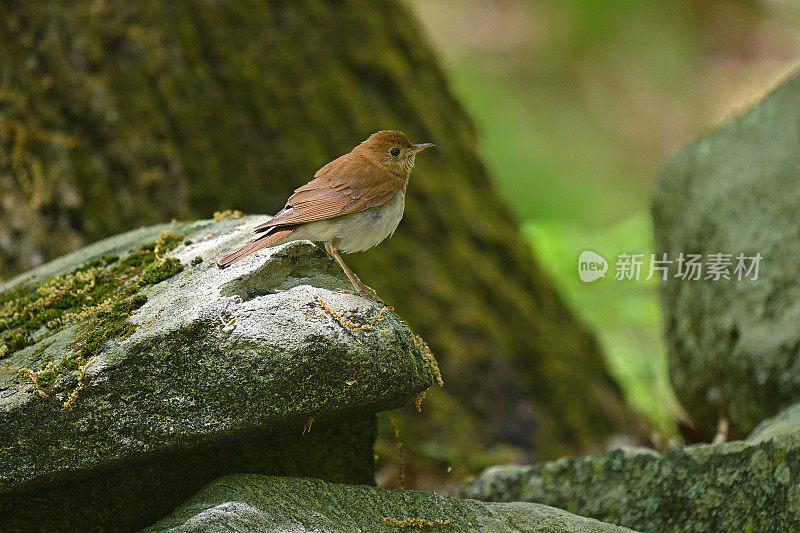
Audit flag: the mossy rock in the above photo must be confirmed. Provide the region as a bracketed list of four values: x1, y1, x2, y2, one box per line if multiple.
[0, 0, 631, 464]
[459, 432, 800, 532]
[653, 70, 800, 439]
[0, 218, 433, 531]
[142, 474, 634, 532]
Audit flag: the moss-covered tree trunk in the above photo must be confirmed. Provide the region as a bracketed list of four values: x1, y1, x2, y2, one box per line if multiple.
[0, 0, 632, 466]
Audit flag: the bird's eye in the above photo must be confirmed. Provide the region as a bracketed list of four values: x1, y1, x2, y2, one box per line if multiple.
[390, 147, 400, 157]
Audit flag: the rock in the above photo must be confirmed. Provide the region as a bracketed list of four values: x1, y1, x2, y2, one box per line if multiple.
[653, 70, 800, 438]
[748, 401, 800, 444]
[143, 474, 634, 533]
[459, 432, 800, 532]
[0, 217, 433, 531]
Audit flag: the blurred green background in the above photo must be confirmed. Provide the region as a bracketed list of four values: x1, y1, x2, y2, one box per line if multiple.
[407, 0, 800, 435]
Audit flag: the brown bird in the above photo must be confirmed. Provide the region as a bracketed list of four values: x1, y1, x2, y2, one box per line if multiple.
[218, 130, 435, 299]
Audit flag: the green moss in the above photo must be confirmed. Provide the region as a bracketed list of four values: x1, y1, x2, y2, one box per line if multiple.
[74, 255, 119, 272]
[191, 256, 203, 266]
[140, 257, 184, 286]
[35, 369, 56, 389]
[121, 249, 156, 268]
[154, 231, 185, 255]
[5, 331, 32, 352]
[0, 232, 184, 397]
[112, 294, 148, 314]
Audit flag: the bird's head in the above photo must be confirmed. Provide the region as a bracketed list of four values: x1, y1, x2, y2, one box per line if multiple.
[357, 130, 435, 175]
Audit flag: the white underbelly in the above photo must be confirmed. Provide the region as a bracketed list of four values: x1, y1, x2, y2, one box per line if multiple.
[289, 191, 406, 253]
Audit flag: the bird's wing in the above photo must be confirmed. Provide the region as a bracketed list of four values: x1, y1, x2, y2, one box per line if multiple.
[254, 153, 404, 232]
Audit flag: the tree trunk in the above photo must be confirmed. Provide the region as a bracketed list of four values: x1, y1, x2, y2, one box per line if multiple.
[0, 0, 632, 468]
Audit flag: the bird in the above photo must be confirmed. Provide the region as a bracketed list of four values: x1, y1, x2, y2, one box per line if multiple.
[217, 130, 435, 300]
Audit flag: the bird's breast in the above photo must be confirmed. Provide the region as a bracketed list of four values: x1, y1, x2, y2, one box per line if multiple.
[337, 190, 406, 253]
[294, 191, 405, 254]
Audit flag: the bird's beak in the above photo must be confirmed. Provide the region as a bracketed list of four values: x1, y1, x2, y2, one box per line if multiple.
[407, 142, 436, 156]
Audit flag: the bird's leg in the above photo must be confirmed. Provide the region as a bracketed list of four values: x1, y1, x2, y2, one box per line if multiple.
[325, 240, 379, 301]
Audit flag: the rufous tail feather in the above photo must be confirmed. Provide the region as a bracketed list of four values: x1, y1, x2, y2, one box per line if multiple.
[217, 228, 294, 267]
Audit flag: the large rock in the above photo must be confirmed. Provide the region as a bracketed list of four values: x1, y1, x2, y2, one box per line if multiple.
[653, 71, 800, 438]
[0, 217, 433, 531]
[459, 432, 800, 532]
[143, 474, 634, 532]
[0, 0, 631, 462]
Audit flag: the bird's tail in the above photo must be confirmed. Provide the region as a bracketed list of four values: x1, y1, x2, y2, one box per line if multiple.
[217, 228, 294, 267]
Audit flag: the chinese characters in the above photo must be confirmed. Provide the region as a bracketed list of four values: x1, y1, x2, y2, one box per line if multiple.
[612, 253, 762, 281]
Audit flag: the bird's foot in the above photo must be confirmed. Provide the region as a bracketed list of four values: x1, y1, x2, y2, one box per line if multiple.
[334, 282, 383, 304]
